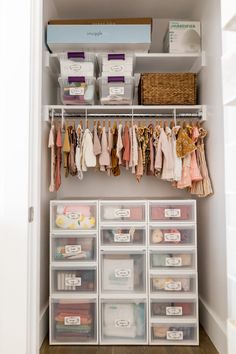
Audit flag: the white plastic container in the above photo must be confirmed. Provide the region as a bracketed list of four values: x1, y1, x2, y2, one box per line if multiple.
[151, 323, 198, 344]
[100, 299, 147, 344]
[100, 200, 146, 223]
[58, 76, 95, 105]
[58, 52, 96, 77]
[149, 200, 196, 223]
[50, 298, 98, 344]
[149, 225, 196, 246]
[98, 76, 135, 105]
[150, 273, 196, 294]
[150, 299, 197, 319]
[100, 225, 146, 246]
[150, 250, 196, 270]
[98, 53, 134, 76]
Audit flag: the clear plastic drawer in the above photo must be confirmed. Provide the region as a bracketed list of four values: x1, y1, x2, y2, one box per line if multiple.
[98, 76, 135, 105]
[50, 201, 97, 232]
[58, 76, 95, 105]
[58, 52, 96, 77]
[151, 323, 198, 344]
[149, 201, 195, 223]
[149, 225, 196, 246]
[100, 251, 146, 294]
[51, 234, 97, 262]
[150, 274, 196, 294]
[50, 298, 97, 344]
[150, 250, 196, 270]
[100, 201, 146, 223]
[51, 266, 97, 294]
[101, 299, 147, 344]
[150, 299, 197, 318]
[98, 53, 134, 76]
[100, 225, 146, 246]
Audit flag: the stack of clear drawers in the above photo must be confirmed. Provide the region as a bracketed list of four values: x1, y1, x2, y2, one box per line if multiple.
[148, 200, 199, 345]
[99, 200, 148, 344]
[50, 200, 99, 345]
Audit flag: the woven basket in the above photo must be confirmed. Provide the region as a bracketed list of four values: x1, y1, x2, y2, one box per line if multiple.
[139, 73, 197, 105]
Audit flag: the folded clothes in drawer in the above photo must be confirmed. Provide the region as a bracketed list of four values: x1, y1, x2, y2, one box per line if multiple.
[151, 300, 196, 318]
[51, 299, 97, 344]
[150, 251, 195, 269]
[101, 300, 147, 343]
[150, 226, 195, 245]
[101, 252, 146, 293]
[151, 274, 196, 293]
[51, 201, 97, 231]
[100, 226, 146, 246]
[151, 324, 197, 342]
[100, 202, 146, 222]
[58, 76, 95, 105]
[52, 235, 96, 262]
[149, 201, 195, 222]
[52, 268, 96, 293]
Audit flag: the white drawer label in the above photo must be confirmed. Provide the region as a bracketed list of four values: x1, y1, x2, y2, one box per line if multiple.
[115, 319, 131, 328]
[115, 268, 131, 278]
[114, 209, 130, 218]
[66, 212, 81, 219]
[166, 306, 183, 316]
[167, 331, 183, 341]
[164, 281, 182, 291]
[69, 87, 84, 96]
[164, 232, 181, 242]
[65, 276, 81, 287]
[65, 245, 82, 254]
[114, 233, 131, 242]
[110, 64, 124, 72]
[109, 87, 124, 95]
[64, 316, 81, 326]
[164, 208, 181, 218]
[165, 257, 182, 267]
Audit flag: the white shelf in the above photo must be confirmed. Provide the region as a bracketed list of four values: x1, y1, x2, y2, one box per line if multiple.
[45, 51, 205, 75]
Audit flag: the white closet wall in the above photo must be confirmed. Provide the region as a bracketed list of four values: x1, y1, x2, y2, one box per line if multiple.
[38, 0, 227, 352]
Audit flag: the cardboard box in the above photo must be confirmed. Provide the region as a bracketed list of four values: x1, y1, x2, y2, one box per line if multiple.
[164, 21, 201, 53]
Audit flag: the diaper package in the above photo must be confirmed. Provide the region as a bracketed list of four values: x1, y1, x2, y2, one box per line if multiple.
[164, 21, 201, 53]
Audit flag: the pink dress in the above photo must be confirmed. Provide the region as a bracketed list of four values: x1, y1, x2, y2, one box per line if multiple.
[190, 126, 202, 182]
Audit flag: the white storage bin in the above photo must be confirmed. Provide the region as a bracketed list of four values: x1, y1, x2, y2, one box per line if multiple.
[150, 299, 197, 318]
[58, 52, 96, 77]
[50, 298, 97, 344]
[100, 225, 146, 246]
[98, 53, 134, 76]
[100, 251, 146, 294]
[51, 234, 97, 262]
[51, 266, 97, 294]
[151, 323, 198, 344]
[101, 300, 147, 344]
[98, 76, 135, 105]
[58, 76, 95, 105]
[100, 201, 146, 223]
[50, 201, 97, 232]
[149, 201, 196, 223]
[150, 250, 196, 270]
[149, 225, 196, 246]
[150, 273, 196, 294]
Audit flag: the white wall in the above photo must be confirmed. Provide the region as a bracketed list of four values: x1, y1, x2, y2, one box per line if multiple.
[191, 1, 228, 353]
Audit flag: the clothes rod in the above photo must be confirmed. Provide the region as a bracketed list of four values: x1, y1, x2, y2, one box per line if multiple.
[49, 113, 202, 118]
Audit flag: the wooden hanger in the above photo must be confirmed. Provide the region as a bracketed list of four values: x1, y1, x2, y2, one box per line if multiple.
[170, 120, 175, 129]
[103, 119, 106, 128]
[108, 119, 111, 128]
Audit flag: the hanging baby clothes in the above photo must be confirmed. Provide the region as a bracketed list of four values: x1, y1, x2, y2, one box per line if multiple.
[190, 126, 202, 182]
[75, 123, 83, 180]
[106, 125, 113, 176]
[116, 123, 123, 165]
[156, 127, 174, 180]
[62, 122, 70, 177]
[136, 126, 145, 182]
[130, 124, 138, 174]
[147, 124, 154, 176]
[48, 123, 56, 192]
[68, 124, 77, 176]
[81, 128, 96, 171]
[111, 123, 120, 177]
[55, 125, 62, 191]
[191, 128, 213, 197]
[123, 124, 130, 170]
[99, 126, 110, 172]
[153, 124, 161, 176]
[93, 122, 102, 171]
[172, 126, 182, 181]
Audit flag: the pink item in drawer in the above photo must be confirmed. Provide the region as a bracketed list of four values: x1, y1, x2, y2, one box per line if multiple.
[59, 205, 91, 217]
[151, 205, 191, 220]
[129, 207, 144, 221]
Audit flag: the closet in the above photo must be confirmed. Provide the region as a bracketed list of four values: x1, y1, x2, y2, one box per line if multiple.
[21, 0, 227, 353]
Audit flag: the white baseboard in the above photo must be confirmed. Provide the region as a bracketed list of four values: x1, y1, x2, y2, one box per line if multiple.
[199, 296, 227, 354]
[39, 303, 49, 348]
